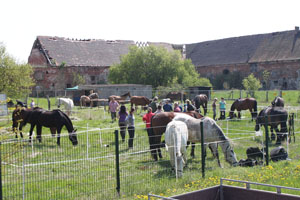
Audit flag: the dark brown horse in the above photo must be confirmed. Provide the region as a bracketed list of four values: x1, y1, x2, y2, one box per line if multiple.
[166, 92, 186, 102]
[109, 92, 131, 102]
[150, 111, 203, 161]
[255, 106, 288, 145]
[194, 94, 208, 115]
[272, 96, 284, 107]
[229, 98, 257, 120]
[130, 96, 150, 112]
[14, 107, 78, 146]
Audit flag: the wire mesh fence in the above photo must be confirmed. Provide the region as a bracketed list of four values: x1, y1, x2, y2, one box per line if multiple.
[0, 110, 299, 199]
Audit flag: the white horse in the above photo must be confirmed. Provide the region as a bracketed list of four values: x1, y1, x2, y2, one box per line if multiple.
[165, 120, 188, 178]
[173, 114, 238, 167]
[57, 98, 74, 116]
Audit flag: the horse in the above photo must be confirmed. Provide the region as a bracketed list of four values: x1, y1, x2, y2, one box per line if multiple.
[229, 98, 257, 120]
[57, 98, 74, 116]
[14, 107, 78, 146]
[165, 120, 188, 177]
[130, 96, 150, 112]
[150, 111, 203, 161]
[173, 114, 238, 167]
[255, 106, 288, 145]
[89, 92, 99, 99]
[194, 94, 208, 115]
[12, 107, 57, 139]
[272, 96, 284, 107]
[108, 92, 131, 102]
[166, 92, 186, 102]
[80, 95, 91, 108]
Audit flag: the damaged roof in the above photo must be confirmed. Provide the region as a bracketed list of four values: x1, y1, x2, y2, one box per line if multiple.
[186, 29, 300, 66]
[34, 36, 135, 67]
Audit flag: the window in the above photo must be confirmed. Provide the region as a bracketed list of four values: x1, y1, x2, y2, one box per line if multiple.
[66, 84, 71, 88]
[223, 69, 230, 75]
[250, 63, 258, 72]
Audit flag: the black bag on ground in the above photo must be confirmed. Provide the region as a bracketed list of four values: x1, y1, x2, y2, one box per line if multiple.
[270, 146, 288, 162]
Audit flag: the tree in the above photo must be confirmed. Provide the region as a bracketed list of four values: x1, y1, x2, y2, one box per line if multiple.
[72, 72, 85, 86]
[108, 45, 211, 88]
[0, 44, 35, 98]
[242, 73, 262, 97]
[262, 70, 270, 90]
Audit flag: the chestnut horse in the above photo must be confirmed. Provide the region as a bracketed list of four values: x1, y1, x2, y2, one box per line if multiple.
[194, 94, 208, 115]
[80, 93, 99, 108]
[150, 111, 203, 161]
[108, 92, 131, 102]
[229, 98, 257, 120]
[130, 96, 150, 112]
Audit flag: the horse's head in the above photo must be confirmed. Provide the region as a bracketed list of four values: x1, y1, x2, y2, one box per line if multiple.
[255, 110, 264, 131]
[225, 146, 238, 166]
[69, 129, 78, 146]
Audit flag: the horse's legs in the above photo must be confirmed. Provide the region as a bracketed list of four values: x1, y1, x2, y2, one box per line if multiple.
[274, 126, 282, 145]
[36, 125, 42, 143]
[208, 143, 222, 168]
[19, 123, 24, 138]
[29, 124, 36, 143]
[238, 111, 241, 119]
[56, 126, 63, 146]
[190, 142, 196, 158]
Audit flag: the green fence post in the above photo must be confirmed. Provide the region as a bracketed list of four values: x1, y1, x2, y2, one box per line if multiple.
[200, 121, 205, 178]
[264, 116, 269, 166]
[0, 142, 2, 200]
[115, 130, 120, 196]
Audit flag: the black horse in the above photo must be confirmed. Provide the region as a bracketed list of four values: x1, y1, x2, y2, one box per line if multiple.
[271, 96, 284, 107]
[255, 106, 288, 145]
[194, 94, 208, 115]
[14, 107, 78, 146]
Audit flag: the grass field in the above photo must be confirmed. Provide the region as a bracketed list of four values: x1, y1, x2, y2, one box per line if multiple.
[0, 92, 300, 199]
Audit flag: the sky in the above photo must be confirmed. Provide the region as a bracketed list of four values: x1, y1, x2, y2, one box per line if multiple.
[1, 0, 299, 63]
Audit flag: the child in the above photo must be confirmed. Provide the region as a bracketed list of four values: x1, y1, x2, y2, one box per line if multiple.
[126, 108, 135, 149]
[219, 97, 226, 120]
[118, 105, 128, 142]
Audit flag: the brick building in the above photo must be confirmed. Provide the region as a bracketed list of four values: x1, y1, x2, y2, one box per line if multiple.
[28, 27, 300, 90]
[185, 27, 300, 90]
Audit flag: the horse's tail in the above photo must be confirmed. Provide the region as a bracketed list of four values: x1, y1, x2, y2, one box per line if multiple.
[253, 100, 258, 117]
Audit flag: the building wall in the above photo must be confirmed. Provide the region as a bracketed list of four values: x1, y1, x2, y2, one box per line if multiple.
[33, 66, 109, 90]
[196, 60, 300, 90]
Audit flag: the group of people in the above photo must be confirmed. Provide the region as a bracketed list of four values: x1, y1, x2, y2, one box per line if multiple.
[108, 96, 228, 149]
[212, 97, 226, 120]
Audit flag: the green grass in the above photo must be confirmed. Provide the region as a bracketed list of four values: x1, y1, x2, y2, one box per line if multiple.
[0, 93, 300, 199]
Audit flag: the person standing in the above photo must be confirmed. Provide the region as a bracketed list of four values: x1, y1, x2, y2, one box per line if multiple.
[154, 105, 163, 114]
[109, 98, 119, 122]
[185, 99, 196, 112]
[148, 96, 158, 113]
[143, 107, 155, 142]
[118, 105, 128, 142]
[163, 100, 173, 112]
[174, 102, 181, 112]
[30, 99, 35, 108]
[219, 97, 226, 120]
[212, 98, 218, 120]
[126, 108, 135, 149]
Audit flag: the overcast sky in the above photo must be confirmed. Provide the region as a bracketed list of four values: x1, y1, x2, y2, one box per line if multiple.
[1, 0, 299, 63]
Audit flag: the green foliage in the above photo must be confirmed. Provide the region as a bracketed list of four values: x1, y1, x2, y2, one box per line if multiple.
[0, 44, 35, 98]
[72, 72, 85, 86]
[108, 45, 211, 88]
[211, 71, 244, 90]
[242, 73, 262, 97]
[262, 70, 270, 90]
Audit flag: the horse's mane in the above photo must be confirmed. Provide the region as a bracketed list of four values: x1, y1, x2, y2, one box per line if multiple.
[53, 109, 74, 132]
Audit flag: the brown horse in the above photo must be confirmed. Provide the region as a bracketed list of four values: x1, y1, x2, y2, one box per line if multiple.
[130, 96, 150, 112]
[166, 92, 186, 102]
[194, 94, 208, 115]
[108, 92, 131, 102]
[272, 96, 284, 107]
[229, 98, 257, 120]
[80, 93, 100, 107]
[150, 111, 204, 161]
